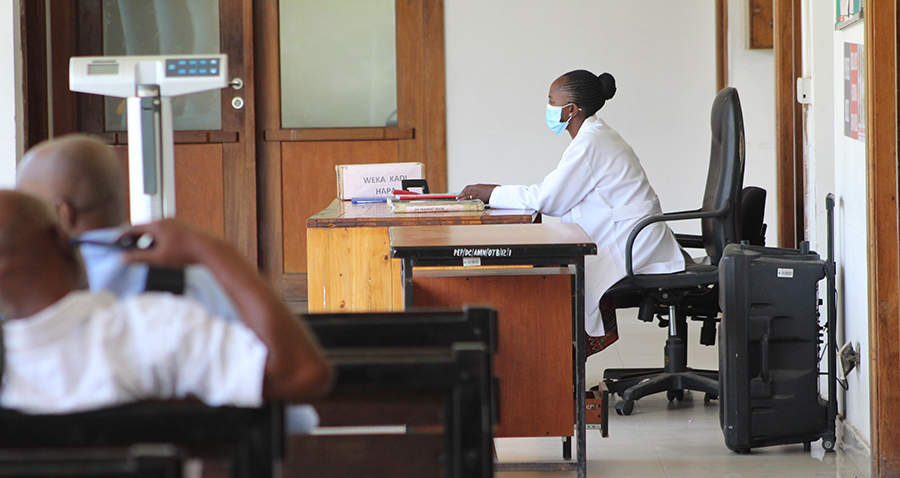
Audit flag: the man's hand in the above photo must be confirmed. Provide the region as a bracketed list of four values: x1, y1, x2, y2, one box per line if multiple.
[457, 184, 499, 203]
[119, 219, 211, 268]
[120, 218, 333, 402]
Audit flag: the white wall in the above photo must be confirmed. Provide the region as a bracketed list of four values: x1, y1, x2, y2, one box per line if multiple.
[801, 0, 836, 252]
[0, 0, 19, 187]
[444, 1, 720, 234]
[829, 12, 871, 464]
[798, 0, 870, 470]
[727, 0, 778, 242]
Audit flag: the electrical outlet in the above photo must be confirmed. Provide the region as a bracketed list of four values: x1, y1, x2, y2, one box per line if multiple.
[839, 341, 861, 378]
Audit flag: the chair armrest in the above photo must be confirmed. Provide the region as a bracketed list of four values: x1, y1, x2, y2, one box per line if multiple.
[675, 233, 704, 249]
[624, 204, 731, 277]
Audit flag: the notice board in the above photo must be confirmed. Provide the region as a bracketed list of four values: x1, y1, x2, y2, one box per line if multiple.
[843, 42, 865, 143]
[836, 0, 862, 29]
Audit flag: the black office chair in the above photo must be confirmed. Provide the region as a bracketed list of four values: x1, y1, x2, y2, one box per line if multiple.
[602, 87, 745, 416]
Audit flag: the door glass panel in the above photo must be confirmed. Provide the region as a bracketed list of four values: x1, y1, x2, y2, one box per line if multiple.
[279, 0, 397, 128]
[102, 0, 222, 131]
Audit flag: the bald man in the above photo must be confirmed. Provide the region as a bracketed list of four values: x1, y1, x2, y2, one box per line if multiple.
[16, 135, 321, 432]
[0, 190, 331, 413]
[17, 134, 239, 321]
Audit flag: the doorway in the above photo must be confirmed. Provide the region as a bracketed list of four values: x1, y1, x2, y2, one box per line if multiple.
[25, 0, 258, 259]
[22, 0, 449, 302]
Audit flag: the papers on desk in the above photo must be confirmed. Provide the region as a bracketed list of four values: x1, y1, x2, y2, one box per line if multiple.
[388, 197, 485, 213]
[351, 190, 459, 204]
[392, 192, 460, 201]
[348, 189, 485, 213]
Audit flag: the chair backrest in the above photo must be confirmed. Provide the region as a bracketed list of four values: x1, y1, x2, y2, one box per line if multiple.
[740, 186, 767, 246]
[700, 87, 746, 265]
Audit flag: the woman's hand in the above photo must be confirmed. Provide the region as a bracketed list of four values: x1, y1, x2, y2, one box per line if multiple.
[457, 184, 499, 203]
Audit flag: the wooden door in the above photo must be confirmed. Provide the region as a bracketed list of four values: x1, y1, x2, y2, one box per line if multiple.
[29, 0, 448, 299]
[40, 0, 258, 260]
[255, 1, 447, 301]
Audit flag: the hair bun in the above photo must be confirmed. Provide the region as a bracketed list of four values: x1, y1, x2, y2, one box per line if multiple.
[598, 73, 616, 101]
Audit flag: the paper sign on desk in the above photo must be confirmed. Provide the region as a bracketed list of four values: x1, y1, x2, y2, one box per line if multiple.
[336, 162, 424, 199]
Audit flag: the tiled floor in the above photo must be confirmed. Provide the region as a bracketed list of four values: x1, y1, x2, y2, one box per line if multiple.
[495, 309, 868, 478]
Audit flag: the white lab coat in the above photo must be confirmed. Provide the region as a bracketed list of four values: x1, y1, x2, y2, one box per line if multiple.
[489, 115, 685, 336]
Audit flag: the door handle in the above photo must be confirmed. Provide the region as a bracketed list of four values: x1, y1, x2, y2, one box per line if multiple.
[229, 77, 244, 90]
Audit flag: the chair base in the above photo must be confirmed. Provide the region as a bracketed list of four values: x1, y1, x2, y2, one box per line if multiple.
[603, 367, 719, 415]
[603, 331, 719, 416]
[604, 368, 719, 416]
[604, 367, 719, 398]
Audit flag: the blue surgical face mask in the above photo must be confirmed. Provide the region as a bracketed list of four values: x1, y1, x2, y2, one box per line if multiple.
[546, 103, 574, 135]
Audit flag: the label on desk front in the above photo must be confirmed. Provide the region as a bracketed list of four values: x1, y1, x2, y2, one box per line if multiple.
[453, 247, 514, 258]
[462, 257, 481, 267]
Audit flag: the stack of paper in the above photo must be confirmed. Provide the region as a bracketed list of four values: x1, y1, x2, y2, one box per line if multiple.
[388, 197, 484, 213]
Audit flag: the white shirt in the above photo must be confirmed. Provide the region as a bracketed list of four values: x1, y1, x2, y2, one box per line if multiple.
[490, 116, 685, 335]
[75, 230, 319, 434]
[1, 291, 267, 414]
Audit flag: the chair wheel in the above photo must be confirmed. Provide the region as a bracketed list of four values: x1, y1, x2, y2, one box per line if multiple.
[615, 400, 634, 416]
[822, 436, 836, 452]
[666, 390, 684, 402]
[704, 393, 718, 403]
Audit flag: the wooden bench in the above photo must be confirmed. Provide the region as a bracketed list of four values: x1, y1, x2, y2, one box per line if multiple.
[288, 306, 497, 478]
[0, 402, 283, 478]
[0, 445, 185, 478]
[0, 307, 497, 478]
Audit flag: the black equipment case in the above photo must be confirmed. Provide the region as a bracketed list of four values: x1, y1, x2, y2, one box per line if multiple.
[718, 194, 838, 453]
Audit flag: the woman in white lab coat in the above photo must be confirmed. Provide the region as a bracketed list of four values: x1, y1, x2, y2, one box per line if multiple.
[458, 70, 685, 357]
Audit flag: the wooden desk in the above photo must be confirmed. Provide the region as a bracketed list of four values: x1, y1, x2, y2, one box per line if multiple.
[390, 223, 596, 478]
[306, 199, 537, 312]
